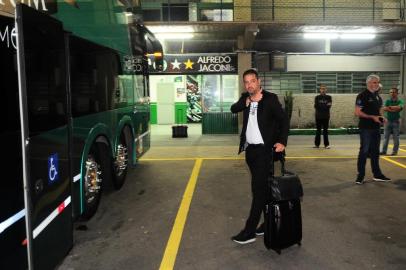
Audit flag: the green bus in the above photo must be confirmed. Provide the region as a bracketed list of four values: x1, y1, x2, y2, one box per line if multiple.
[0, 2, 162, 269]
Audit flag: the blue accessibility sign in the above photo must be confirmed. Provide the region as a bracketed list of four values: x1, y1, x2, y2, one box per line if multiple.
[48, 153, 59, 184]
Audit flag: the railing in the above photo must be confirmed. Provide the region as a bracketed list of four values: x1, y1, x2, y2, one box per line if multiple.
[140, 0, 406, 24]
[245, 0, 406, 24]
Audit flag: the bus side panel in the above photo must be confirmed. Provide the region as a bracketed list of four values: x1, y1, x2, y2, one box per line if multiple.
[0, 15, 28, 270]
[17, 5, 73, 270]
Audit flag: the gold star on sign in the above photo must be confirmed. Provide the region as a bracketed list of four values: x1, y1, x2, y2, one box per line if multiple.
[64, 0, 79, 8]
[184, 59, 194, 69]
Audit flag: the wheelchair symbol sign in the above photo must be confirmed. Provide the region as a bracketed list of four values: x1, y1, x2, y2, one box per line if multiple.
[48, 153, 59, 184]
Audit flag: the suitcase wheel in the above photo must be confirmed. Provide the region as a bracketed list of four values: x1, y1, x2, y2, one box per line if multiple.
[297, 242, 301, 246]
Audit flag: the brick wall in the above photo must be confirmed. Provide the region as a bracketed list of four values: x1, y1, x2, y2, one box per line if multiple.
[234, 0, 251, 21]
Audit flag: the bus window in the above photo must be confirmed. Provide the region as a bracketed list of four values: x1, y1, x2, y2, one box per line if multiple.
[70, 36, 126, 113]
[24, 27, 67, 135]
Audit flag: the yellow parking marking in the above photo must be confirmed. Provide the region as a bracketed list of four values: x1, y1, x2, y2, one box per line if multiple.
[151, 153, 405, 270]
[142, 155, 406, 162]
[382, 157, 406, 169]
[141, 157, 198, 161]
[389, 144, 406, 153]
[142, 156, 359, 161]
[159, 158, 203, 270]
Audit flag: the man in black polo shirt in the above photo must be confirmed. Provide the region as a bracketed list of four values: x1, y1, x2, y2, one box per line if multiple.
[354, 74, 390, 184]
[314, 84, 332, 148]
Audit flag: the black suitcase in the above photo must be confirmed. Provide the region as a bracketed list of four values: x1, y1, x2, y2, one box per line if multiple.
[264, 151, 303, 254]
[172, 125, 188, 138]
[264, 199, 302, 254]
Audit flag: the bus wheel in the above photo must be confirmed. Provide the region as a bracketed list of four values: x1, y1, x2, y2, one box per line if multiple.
[113, 133, 130, 189]
[82, 143, 111, 219]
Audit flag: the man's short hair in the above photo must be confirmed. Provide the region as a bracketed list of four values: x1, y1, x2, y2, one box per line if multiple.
[319, 84, 327, 88]
[243, 68, 259, 79]
[366, 74, 380, 84]
[391, 87, 399, 93]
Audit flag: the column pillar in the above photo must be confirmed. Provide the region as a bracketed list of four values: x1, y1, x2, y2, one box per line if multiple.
[236, 52, 252, 132]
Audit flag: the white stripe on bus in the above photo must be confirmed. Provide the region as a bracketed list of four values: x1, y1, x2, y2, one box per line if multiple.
[73, 173, 81, 182]
[32, 196, 71, 239]
[134, 130, 150, 142]
[0, 209, 26, 234]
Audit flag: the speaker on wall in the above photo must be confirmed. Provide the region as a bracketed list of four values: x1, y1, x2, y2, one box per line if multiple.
[255, 53, 271, 72]
[270, 54, 287, 71]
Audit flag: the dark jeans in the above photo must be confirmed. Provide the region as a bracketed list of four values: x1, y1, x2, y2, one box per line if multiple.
[315, 118, 330, 147]
[244, 145, 271, 234]
[357, 129, 383, 177]
[382, 120, 400, 154]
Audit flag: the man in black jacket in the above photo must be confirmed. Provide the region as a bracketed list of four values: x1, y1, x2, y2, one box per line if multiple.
[314, 84, 332, 148]
[230, 68, 289, 244]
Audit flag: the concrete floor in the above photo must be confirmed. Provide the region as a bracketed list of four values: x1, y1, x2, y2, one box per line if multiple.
[57, 128, 406, 270]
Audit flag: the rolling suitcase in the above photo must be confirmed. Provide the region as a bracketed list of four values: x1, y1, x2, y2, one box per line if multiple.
[264, 152, 303, 254]
[172, 125, 188, 138]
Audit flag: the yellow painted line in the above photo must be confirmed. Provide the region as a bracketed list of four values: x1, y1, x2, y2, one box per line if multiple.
[159, 158, 203, 270]
[285, 156, 356, 159]
[141, 157, 198, 161]
[142, 156, 359, 161]
[389, 144, 406, 153]
[382, 157, 406, 169]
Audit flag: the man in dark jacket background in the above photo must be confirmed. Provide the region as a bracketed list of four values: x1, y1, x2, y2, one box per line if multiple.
[230, 68, 289, 244]
[314, 84, 332, 149]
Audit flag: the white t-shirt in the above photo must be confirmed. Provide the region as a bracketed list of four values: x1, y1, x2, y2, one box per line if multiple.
[246, 101, 264, 144]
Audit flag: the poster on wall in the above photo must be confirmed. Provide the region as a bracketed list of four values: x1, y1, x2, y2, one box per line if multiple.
[148, 54, 237, 74]
[186, 75, 202, 123]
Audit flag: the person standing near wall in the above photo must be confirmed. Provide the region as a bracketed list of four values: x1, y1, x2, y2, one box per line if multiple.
[380, 87, 404, 156]
[354, 74, 390, 185]
[314, 84, 332, 149]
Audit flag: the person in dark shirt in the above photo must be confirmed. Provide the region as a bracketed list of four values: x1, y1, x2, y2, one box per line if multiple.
[314, 84, 332, 148]
[354, 74, 391, 185]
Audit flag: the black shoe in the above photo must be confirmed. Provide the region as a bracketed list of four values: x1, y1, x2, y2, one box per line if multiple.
[373, 175, 391, 182]
[355, 175, 364, 185]
[379, 152, 387, 155]
[231, 230, 256, 244]
[255, 224, 264, 236]
[391, 152, 398, 156]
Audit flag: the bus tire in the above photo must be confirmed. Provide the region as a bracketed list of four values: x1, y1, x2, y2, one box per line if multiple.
[81, 142, 112, 220]
[113, 131, 131, 189]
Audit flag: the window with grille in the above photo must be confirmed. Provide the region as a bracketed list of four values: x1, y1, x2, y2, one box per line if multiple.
[259, 71, 400, 94]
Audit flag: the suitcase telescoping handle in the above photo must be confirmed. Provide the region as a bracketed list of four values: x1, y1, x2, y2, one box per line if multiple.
[270, 148, 286, 177]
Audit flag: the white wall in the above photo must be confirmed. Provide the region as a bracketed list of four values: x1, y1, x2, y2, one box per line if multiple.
[150, 75, 187, 103]
[282, 93, 406, 132]
[287, 54, 401, 72]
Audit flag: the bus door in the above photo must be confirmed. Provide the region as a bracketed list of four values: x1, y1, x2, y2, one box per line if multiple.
[0, 14, 28, 270]
[16, 4, 72, 270]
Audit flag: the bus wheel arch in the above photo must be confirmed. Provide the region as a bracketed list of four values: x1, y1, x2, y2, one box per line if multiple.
[113, 125, 133, 190]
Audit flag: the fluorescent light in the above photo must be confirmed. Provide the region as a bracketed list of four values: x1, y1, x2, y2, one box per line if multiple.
[304, 33, 339, 39]
[340, 33, 376, 39]
[343, 28, 376, 34]
[155, 33, 194, 40]
[147, 26, 194, 33]
[304, 32, 376, 40]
